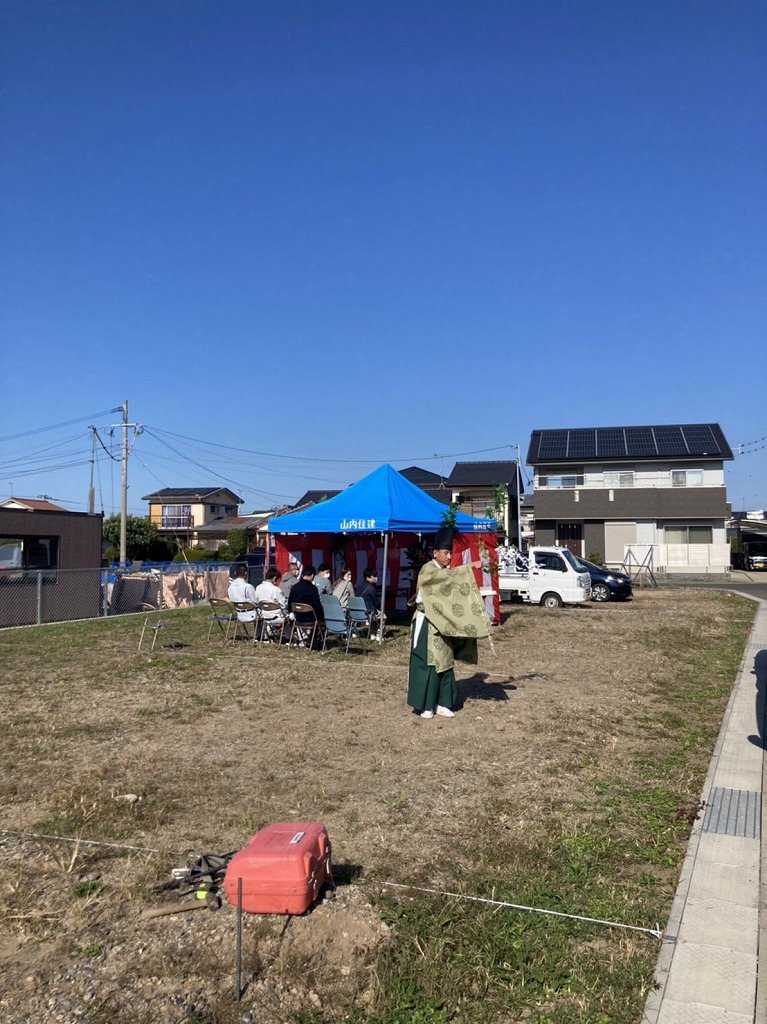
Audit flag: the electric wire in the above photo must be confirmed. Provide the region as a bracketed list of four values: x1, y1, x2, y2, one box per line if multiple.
[0, 408, 122, 443]
[146, 425, 515, 466]
[140, 428, 306, 501]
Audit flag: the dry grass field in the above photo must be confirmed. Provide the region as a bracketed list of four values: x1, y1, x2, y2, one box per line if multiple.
[0, 588, 755, 1024]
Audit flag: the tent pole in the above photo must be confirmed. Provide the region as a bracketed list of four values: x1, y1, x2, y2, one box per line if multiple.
[378, 532, 389, 643]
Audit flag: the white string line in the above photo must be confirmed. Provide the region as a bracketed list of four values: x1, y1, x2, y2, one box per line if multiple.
[376, 881, 664, 940]
[1, 829, 162, 854]
[2, 830, 665, 940]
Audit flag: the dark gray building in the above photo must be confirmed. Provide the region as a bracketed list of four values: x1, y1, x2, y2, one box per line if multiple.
[0, 506, 103, 626]
[526, 423, 733, 574]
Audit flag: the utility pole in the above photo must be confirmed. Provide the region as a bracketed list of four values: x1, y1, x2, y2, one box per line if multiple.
[96, 405, 141, 564]
[88, 428, 97, 515]
[120, 399, 128, 564]
[516, 443, 523, 550]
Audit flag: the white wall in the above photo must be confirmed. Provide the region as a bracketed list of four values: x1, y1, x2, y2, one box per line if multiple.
[538, 462, 726, 489]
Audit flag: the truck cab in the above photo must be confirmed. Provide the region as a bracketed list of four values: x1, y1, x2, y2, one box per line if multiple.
[498, 546, 591, 607]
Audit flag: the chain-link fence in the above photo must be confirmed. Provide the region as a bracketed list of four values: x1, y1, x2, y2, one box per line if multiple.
[0, 562, 262, 629]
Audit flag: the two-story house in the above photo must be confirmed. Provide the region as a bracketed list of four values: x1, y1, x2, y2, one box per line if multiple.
[447, 460, 523, 545]
[526, 423, 733, 574]
[141, 487, 243, 548]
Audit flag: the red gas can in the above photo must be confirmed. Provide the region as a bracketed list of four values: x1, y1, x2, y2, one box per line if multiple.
[223, 822, 331, 915]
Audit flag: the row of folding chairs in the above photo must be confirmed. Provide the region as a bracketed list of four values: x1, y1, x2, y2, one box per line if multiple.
[207, 598, 287, 644]
[319, 594, 374, 653]
[207, 595, 375, 653]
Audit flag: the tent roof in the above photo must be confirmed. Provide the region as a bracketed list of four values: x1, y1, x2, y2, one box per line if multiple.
[268, 464, 495, 534]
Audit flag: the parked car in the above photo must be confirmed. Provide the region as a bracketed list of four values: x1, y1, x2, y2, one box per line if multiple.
[573, 557, 633, 602]
[747, 553, 767, 571]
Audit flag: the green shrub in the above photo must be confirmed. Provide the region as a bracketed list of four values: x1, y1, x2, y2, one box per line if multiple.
[173, 547, 218, 563]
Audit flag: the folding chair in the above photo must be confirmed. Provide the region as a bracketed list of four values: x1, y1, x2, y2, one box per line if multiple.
[138, 602, 174, 653]
[320, 594, 352, 654]
[256, 601, 287, 645]
[287, 603, 323, 649]
[207, 598, 237, 642]
[346, 596, 373, 640]
[231, 602, 257, 641]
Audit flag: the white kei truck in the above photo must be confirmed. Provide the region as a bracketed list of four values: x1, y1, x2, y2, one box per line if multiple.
[496, 546, 591, 608]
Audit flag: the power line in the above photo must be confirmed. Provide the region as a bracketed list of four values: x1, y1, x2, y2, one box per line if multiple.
[734, 437, 767, 455]
[141, 428, 296, 502]
[0, 407, 122, 444]
[146, 426, 515, 466]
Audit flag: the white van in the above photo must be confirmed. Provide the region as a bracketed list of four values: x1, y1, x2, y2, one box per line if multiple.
[497, 546, 591, 608]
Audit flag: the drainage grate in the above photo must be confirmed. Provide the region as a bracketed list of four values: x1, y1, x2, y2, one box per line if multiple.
[747, 643, 767, 652]
[702, 788, 760, 839]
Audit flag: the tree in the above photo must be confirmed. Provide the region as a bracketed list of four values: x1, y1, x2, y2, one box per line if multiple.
[103, 515, 160, 561]
[440, 503, 461, 529]
[227, 528, 248, 557]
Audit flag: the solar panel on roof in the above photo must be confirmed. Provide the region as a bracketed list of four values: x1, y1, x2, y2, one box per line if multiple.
[567, 429, 597, 459]
[654, 426, 686, 455]
[682, 425, 720, 455]
[625, 427, 657, 456]
[538, 430, 568, 459]
[596, 428, 626, 457]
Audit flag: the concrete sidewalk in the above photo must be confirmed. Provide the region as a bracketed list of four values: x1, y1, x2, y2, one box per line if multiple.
[643, 596, 767, 1024]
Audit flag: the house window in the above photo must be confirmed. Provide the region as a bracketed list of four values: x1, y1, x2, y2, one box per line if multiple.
[664, 525, 713, 544]
[210, 505, 219, 514]
[604, 470, 634, 488]
[0, 536, 59, 576]
[537, 470, 584, 488]
[161, 504, 192, 529]
[671, 470, 704, 487]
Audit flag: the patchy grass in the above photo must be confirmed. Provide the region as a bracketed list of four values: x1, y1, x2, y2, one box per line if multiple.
[0, 589, 755, 1023]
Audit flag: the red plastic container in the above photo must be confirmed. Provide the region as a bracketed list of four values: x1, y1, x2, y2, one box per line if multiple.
[223, 822, 331, 915]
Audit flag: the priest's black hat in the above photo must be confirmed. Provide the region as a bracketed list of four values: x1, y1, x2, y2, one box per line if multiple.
[433, 527, 456, 551]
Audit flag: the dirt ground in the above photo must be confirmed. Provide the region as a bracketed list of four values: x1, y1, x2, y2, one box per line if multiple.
[0, 588, 755, 1023]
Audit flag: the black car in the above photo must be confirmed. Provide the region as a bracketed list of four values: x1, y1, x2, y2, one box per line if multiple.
[573, 557, 633, 602]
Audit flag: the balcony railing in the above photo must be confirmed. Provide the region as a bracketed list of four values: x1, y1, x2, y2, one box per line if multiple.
[160, 517, 193, 529]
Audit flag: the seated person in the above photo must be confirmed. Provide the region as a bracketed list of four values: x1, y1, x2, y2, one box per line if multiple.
[288, 565, 325, 644]
[255, 569, 289, 636]
[314, 563, 333, 596]
[359, 567, 384, 630]
[279, 561, 301, 599]
[332, 568, 355, 611]
[227, 563, 258, 624]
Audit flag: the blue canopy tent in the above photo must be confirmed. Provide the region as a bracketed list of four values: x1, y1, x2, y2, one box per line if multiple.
[268, 464, 496, 638]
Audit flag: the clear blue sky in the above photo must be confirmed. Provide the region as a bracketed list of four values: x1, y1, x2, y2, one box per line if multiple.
[1, 0, 765, 515]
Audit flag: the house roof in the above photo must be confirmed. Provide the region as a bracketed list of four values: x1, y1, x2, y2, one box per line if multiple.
[527, 424, 733, 465]
[398, 466, 445, 487]
[447, 461, 519, 487]
[141, 487, 243, 503]
[292, 490, 341, 509]
[195, 513, 271, 535]
[1, 496, 69, 512]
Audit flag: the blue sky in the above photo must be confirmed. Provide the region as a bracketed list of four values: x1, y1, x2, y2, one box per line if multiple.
[1, 0, 765, 515]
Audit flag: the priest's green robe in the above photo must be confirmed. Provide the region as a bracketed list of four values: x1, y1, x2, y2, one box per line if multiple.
[407, 560, 490, 713]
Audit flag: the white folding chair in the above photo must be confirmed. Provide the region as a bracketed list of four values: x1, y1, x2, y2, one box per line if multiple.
[207, 598, 237, 642]
[138, 602, 174, 653]
[231, 602, 257, 641]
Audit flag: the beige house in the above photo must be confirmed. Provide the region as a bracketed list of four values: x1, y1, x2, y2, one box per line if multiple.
[141, 487, 243, 548]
